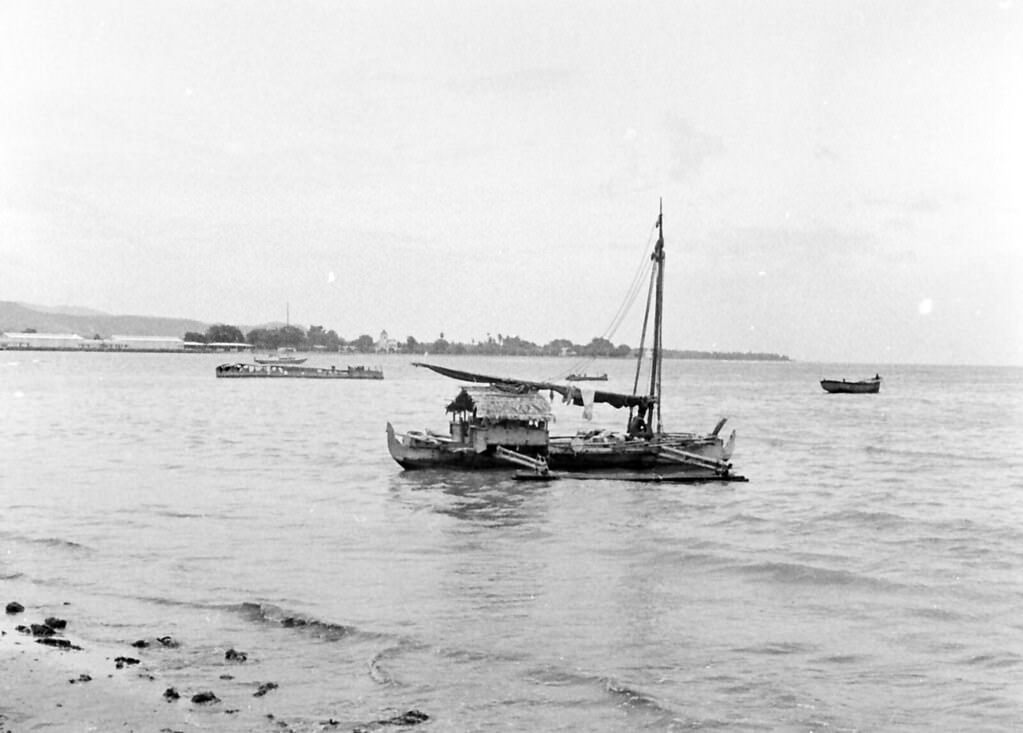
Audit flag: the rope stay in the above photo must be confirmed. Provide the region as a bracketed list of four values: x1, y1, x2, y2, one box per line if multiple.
[548, 223, 658, 382]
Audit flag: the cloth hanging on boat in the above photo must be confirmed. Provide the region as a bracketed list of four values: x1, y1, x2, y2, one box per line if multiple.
[579, 387, 596, 420]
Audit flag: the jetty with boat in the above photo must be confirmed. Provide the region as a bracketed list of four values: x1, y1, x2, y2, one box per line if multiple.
[216, 363, 382, 379]
[386, 202, 745, 483]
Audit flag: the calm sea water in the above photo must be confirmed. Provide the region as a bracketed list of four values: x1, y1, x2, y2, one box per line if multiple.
[2, 353, 1022, 731]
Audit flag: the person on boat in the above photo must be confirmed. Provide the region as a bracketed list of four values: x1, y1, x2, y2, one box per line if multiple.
[628, 415, 652, 440]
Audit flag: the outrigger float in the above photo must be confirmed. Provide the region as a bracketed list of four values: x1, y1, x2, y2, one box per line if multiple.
[386, 202, 746, 483]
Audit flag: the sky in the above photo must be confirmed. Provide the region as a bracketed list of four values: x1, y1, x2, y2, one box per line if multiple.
[1, 1, 1020, 366]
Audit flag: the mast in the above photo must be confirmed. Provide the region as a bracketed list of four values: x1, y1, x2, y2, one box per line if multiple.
[648, 199, 665, 433]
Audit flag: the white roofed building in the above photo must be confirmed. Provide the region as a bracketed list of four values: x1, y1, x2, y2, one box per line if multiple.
[0, 332, 87, 349]
[109, 336, 184, 352]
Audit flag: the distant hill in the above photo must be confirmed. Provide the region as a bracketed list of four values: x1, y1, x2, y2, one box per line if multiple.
[15, 302, 110, 317]
[0, 301, 209, 339]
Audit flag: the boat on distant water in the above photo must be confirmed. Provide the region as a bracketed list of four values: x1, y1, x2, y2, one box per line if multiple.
[820, 375, 882, 394]
[566, 373, 608, 381]
[386, 201, 744, 483]
[254, 347, 307, 365]
[217, 363, 382, 379]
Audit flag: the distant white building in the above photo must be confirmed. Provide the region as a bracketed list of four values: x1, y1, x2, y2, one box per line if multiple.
[0, 332, 194, 352]
[205, 342, 253, 352]
[110, 335, 185, 352]
[0, 332, 87, 349]
[376, 330, 400, 353]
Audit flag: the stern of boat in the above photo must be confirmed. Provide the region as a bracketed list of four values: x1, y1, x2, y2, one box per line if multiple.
[386, 421, 466, 468]
[722, 429, 736, 461]
[386, 422, 409, 465]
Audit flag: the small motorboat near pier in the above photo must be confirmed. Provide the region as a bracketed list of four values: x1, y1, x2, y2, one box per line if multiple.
[254, 347, 307, 365]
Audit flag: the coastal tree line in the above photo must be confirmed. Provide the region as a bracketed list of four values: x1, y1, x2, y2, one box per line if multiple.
[185, 324, 789, 361]
[186, 324, 632, 356]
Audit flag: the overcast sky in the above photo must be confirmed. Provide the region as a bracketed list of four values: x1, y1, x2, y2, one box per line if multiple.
[2, 1, 1020, 365]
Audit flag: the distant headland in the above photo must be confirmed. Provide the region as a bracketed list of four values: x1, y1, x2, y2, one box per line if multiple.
[0, 301, 791, 361]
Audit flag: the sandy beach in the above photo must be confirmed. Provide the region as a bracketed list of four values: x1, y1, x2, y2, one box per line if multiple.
[3, 612, 175, 731]
[2, 600, 244, 732]
[1, 600, 399, 733]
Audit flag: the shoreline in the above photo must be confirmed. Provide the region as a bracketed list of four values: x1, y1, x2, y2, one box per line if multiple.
[1, 601, 300, 732]
[1, 600, 429, 733]
[1, 602, 226, 732]
[0, 346, 793, 362]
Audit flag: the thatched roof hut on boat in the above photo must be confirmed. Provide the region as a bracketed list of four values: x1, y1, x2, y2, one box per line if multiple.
[446, 385, 554, 422]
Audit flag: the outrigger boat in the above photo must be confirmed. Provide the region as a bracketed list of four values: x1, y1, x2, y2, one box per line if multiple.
[387, 202, 744, 483]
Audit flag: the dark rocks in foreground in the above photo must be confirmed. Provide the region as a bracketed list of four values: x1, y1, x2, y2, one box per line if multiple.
[12, 617, 82, 650]
[253, 681, 278, 697]
[44, 616, 67, 629]
[37, 637, 82, 650]
[379, 710, 429, 726]
[134, 635, 181, 649]
[353, 709, 431, 731]
[9, 601, 433, 730]
[224, 648, 248, 663]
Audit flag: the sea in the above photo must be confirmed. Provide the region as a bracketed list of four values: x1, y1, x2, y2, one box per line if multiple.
[2, 352, 1021, 732]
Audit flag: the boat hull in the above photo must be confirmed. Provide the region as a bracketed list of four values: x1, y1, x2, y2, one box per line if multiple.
[820, 378, 881, 394]
[546, 433, 726, 472]
[216, 363, 382, 379]
[386, 422, 544, 469]
[387, 423, 734, 478]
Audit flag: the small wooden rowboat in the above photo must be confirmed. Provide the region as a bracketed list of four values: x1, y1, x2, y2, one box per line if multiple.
[820, 376, 882, 394]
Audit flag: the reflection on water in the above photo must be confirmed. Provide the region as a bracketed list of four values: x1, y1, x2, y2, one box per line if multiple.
[388, 470, 549, 527]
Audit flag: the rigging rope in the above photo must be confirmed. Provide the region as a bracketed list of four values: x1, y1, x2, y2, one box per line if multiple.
[548, 223, 659, 381]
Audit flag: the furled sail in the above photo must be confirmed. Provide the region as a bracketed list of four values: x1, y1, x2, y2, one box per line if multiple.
[412, 362, 652, 411]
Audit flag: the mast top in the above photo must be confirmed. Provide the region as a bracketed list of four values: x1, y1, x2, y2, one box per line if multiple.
[653, 198, 665, 263]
